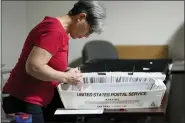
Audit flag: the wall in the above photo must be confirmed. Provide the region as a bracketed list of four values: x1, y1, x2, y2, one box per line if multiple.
[168, 22, 184, 61]
[2, 1, 27, 70]
[26, 1, 184, 64]
[0, 0, 2, 119]
[2, 1, 184, 69]
[0, 0, 2, 69]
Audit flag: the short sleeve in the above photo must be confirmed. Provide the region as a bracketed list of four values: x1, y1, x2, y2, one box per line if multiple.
[33, 30, 61, 55]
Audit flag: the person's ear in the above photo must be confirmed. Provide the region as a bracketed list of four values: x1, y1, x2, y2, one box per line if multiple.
[76, 13, 87, 23]
[79, 13, 87, 20]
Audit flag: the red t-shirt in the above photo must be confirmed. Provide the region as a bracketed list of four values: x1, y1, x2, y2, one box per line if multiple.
[3, 16, 69, 106]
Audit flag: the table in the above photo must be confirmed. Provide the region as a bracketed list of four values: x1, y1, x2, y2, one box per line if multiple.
[54, 79, 171, 123]
[166, 61, 185, 123]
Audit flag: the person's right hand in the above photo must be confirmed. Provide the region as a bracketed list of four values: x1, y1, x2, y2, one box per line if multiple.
[65, 68, 83, 85]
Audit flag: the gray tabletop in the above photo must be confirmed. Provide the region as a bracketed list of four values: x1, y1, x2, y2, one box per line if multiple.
[171, 60, 184, 72]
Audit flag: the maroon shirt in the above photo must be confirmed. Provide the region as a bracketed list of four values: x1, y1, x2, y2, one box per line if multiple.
[3, 16, 69, 106]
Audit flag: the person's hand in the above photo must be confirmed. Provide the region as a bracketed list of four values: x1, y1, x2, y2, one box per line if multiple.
[65, 68, 83, 85]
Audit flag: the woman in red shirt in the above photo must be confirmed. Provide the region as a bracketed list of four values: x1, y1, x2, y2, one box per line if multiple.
[2, 0, 106, 123]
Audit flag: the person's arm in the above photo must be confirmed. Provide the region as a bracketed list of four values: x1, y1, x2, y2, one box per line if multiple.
[26, 29, 82, 84]
[26, 46, 68, 83]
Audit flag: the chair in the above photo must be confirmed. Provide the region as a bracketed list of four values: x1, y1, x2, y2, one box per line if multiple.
[82, 40, 119, 63]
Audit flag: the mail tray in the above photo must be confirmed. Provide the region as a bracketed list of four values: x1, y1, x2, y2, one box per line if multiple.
[57, 72, 166, 110]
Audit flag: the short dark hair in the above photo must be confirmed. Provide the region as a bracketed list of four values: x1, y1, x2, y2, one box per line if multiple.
[68, 0, 106, 34]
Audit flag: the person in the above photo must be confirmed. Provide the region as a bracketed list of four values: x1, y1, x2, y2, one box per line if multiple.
[2, 0, 106, 123]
